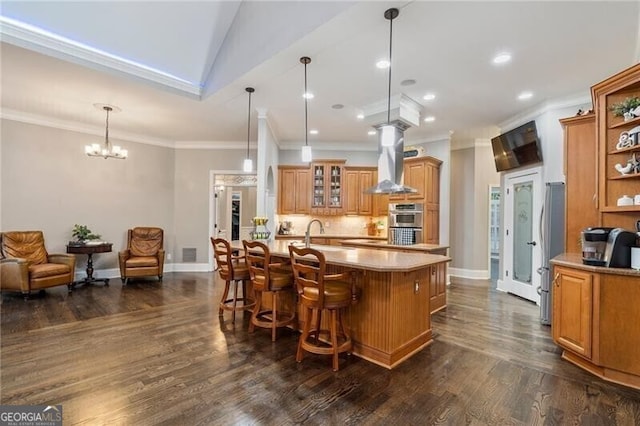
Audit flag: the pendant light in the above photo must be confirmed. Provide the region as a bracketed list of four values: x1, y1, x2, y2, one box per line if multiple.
[85, 105, 128, 159]
[300, 56, 313, 162]
[381, 8, 399, 147]
[243, 87, 255, 172]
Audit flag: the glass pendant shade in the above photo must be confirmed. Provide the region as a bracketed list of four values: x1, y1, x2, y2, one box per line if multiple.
[381, 125, 395, 147]
[301, 145, 312, 162]
[243, 158, 253, 172]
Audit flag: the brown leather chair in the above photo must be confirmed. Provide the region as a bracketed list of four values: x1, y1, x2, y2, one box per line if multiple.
[118, 227, 164, 285]
[0, 231, 76, 299]
[212, 237, 255, 323]
[288, 245, 355, 371]
[243, 240, 296, 341]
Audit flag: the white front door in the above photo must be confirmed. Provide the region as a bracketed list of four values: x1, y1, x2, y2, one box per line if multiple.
[499, 169, 542, 303]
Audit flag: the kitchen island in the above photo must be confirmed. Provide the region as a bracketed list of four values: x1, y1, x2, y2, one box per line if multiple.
[232, 240, 451, 369]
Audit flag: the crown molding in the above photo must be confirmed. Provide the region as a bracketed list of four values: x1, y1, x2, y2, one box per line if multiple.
[278, 141, 377, 152]
[1, 108, 175, 148]
[175, 141, 255, 150]
[0, 16, 202, 98]
[498, 92, 591, 132]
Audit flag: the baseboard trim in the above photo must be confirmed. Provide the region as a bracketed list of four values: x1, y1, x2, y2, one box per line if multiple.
[448, 267, 490, 280]
[74, 263, 212, 279]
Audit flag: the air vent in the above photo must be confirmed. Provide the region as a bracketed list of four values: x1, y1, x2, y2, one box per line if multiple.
[182, 248, 197, 263]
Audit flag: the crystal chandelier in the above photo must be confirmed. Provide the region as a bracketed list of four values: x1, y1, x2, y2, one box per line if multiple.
[85, 105, 128, 159]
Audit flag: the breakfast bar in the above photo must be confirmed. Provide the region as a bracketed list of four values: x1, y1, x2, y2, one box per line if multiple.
[233, 239, 451, 369]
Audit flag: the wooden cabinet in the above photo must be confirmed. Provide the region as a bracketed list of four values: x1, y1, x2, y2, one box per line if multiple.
[552, 265, 594, 359]
[388, 156, 442, 243]
[429, 262, 447, 314]
[344, 167, 375, 216]
[277, 166, 310, 214]
[560, 114, 600, 254]
[591, 63, 640, 231]
[310, 160, 346, 216]
[551, 257, 640, 389]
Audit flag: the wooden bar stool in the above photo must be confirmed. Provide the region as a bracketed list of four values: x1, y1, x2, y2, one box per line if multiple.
[243, 240, 296, 341]
[211, 237, 255, 323]
[288, 245, 355, 372]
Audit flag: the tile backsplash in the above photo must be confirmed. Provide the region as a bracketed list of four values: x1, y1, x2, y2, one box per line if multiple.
[275, 215, 387, 236]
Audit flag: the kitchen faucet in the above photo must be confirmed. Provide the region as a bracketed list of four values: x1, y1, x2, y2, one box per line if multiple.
[304, 219, 325, 248]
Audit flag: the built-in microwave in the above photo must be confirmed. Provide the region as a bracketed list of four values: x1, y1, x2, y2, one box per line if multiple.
[388, 203, 423, 228]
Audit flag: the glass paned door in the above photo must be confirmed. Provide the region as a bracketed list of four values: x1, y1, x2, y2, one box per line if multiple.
[513, 182, 533, 284]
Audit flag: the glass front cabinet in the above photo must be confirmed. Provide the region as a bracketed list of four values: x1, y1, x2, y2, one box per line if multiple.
[311, 160, 345, 215]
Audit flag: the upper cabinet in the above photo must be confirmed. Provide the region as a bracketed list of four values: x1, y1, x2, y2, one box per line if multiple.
[278, 166, 310, 215]
[310, 160, 346, 216]
[344, 167, 375, 216]
[388, 156, 442, 202]
[592, 64, 640, 213]
[560, 114, 600, 254]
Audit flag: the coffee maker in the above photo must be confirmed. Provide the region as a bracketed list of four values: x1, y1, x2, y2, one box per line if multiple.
[581, 227, 611, 266]
[581, 227, 637, 267]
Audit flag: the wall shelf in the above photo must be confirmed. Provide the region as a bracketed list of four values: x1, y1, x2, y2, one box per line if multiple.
[609, 115, 640, 129]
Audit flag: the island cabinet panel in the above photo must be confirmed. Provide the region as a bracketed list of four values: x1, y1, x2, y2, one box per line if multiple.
[349, 268, 432, 368]
[560, 114, 599, 254]
[552, 266, 594, 359]
[278, 166, 310, 214]
[429, 262, 447, 314]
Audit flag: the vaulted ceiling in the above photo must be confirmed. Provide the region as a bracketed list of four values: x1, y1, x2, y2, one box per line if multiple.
[1, 1, 638, 150]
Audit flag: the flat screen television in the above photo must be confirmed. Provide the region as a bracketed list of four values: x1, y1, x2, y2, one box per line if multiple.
[491, 120, 543, 172]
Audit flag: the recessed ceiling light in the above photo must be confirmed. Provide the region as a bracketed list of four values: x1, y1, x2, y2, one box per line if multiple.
[303, 92, 314, 99]
[518, 91, 533, 100]
[400, 79, 416, 86]
[424, 116, 436, 123]
[331, 104, 344, 109]
[309, 129, 319, 135]
[492, 52, 512, 65]
[423, 93, 436, 101]
[376, 59, 390, 69]
[368, 130, 377, 135]
[357, 113, 365, 120]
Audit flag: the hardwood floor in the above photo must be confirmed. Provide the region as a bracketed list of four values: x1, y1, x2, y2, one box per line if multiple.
[2, 273, 639, 425]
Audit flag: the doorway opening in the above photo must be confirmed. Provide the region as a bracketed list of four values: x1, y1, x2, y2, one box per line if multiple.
[488, 185, 501, 288]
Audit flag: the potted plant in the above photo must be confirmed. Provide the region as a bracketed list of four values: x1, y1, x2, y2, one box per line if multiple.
[70, 224, 101, 245]
[609, 96, 640, 120]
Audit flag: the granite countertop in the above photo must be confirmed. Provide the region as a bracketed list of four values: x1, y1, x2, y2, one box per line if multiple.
[231, 240, 450, 272]
[340, 239, 449, 253]
[551, 253, 640, 277]
[274, 234, 387, 240]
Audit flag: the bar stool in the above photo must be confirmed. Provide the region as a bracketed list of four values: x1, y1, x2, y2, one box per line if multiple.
[243, 240, 296, 341]
[211, 237, 255, 323]
[288, 245, 355, 372]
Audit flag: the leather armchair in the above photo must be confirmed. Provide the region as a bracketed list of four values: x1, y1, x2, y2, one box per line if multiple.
[0, 231, 76, 299]
[118, 227, 165, 285]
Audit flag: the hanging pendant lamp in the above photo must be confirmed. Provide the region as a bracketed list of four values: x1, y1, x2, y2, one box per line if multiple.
[381, 8, 399, 147]
[300, 56, 313, 162]
[85, 104, 128, 159]
[243, 87, 255, 172]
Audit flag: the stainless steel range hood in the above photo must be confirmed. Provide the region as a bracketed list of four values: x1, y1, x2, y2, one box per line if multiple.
[365, 120, 417, 194]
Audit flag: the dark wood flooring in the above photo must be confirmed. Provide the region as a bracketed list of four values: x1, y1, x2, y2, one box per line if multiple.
[2, 273, 639, 425]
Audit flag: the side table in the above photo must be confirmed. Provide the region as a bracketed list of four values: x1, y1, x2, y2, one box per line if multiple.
[66, 242, 113, 288]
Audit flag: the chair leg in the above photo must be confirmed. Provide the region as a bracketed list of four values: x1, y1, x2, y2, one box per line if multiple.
[314, 309, 322, 344]
[249, 289, 262, 333]
[219, 280, 230, 315]
[297, 306, 312, 363]
[331, 309, 340, 371]
[232, 280, 239, 323]
[271, 293, 278, 342]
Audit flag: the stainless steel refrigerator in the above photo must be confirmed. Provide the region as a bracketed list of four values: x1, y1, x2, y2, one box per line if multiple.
[537, 182, 565, 325]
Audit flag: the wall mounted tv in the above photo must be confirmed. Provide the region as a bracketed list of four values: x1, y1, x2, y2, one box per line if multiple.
[491, 120, 543, 172]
